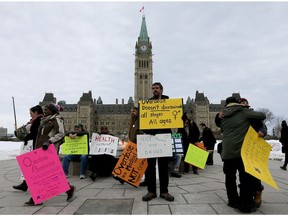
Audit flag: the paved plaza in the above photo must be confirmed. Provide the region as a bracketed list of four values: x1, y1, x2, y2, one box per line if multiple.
[0, 153, 288, 215]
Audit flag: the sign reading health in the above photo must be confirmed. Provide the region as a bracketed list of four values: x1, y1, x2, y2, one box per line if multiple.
[16, 145, 70, 204]
[137, 133, 173, 158]
[139, 98, 184, 130]
[89, 133, 119, 157]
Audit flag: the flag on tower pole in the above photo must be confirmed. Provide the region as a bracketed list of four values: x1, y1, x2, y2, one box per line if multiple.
[140, 6, 144, 13]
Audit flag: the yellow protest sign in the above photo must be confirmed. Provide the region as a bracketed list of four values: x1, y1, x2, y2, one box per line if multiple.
[62, 135, 88, 155]
[139, 98, 184, 130]
[184, 144, 209, 169]
[241, 126, 279, 190]
[112, 141, 147, 187]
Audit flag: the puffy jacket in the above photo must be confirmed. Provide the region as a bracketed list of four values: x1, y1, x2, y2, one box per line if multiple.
[35, 113, 65, 152]
[221, 103, 266, 160]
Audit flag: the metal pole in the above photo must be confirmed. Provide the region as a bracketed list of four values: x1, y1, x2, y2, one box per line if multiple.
[12, 96, 17, 130]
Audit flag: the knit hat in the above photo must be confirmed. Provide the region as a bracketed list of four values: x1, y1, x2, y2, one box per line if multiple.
[239, 98, 248, 103]
[75, 123, 84, 130]
[225, 97, 239, 106]
[45, 103, 62, 114]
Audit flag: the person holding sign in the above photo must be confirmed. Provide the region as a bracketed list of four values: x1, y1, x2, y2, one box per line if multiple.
[62, 124, 89, 179]
[88, 126, 116, 181]
[199, 123, 216, 165]
[24, 103, 76, 206]
[220, 97, 266, 213]
[141, 82, 175, 202]
[178, 114, 200, 174]
[13, 105, 43, 192]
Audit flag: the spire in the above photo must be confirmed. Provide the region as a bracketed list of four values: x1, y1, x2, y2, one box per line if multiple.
[139, 15, 149, 42]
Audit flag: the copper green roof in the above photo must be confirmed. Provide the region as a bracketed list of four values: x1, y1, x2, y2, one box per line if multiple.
[139, 15, 149, 42]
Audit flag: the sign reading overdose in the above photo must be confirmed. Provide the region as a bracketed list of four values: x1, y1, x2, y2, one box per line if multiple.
[112, 141, 147, 187]
[139, 98, 184, 130]
[90, 133, 119, 157]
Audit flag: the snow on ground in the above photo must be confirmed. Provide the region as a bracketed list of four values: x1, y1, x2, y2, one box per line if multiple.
[0, 140, 284, 161]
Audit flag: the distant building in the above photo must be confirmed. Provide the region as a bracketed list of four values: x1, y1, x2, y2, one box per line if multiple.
[39, 15, 242, 138]
[0, 127, 8, 137]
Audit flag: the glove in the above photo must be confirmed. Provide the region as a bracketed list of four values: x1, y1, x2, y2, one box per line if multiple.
[42, 140, 52, 151]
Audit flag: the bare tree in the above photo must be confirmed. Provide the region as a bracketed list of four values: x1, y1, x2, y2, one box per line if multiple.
[273, 116, 285, 138]
[256, 108, 275, 127]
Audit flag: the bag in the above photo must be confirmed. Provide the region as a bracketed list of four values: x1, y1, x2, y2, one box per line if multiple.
[217, 142, 222, 154]
[14, 123, 30, 140]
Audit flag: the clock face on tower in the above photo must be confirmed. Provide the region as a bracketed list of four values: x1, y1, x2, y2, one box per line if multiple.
[140, 45, 147, 51]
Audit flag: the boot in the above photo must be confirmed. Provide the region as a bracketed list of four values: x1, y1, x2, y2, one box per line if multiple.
[253, 191, 262, 208]
[13, 180, 28, 192]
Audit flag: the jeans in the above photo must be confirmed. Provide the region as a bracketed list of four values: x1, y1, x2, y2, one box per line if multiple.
[62, 154, 88, 176]
[172, 153, 182, 173]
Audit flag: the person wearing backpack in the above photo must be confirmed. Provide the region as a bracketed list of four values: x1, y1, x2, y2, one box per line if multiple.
[13, 105, 44, 192]
[24, 103, 76, 206]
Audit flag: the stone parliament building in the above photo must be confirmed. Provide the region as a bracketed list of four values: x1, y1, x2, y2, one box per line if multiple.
[39, 15, 241, 139]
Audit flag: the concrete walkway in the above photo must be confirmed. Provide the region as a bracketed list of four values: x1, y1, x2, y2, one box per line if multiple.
[0, 153, 288, 215]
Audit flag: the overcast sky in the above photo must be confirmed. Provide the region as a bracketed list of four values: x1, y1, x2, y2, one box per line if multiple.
[1, 1, 288, 133]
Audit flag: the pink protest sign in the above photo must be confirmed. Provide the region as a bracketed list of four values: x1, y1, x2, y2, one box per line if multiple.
[16, 144, 70, 204]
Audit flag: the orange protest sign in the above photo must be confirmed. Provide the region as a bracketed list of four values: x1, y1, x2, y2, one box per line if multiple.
[112, 141, 147, 187]
[196, 142, 205, 150]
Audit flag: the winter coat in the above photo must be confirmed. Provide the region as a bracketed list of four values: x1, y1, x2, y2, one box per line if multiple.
[128, 116, 143, 144]
[220, 103, 266, 160]
[35, 113, 65, 152]
[178, 122, 200, 145]
[280, 126, 288, 147]
[201, 127, 216, 149]
[24, 115, 43, 149]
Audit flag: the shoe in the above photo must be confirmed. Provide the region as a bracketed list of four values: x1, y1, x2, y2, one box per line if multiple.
[171, 172, 182, 178]
[227, 202, 239, 209]
[193, 171, 199, 175]
[142, 192, 157, 201]
[80, 175, 85, 179]
[66, 185, 76, 202]
[13, 181, 28, 192]
[139, 181, 147, 186]
[280, 166, 287, 170]
[183, 172, 189, 175]
[65, 175, 69, 178]
[160, 192, 174, 202]
[253, 191, 262, 208]
[239, 205, 257, 213]
[24, 197, 43, 206]
[89, 173, 97, 181]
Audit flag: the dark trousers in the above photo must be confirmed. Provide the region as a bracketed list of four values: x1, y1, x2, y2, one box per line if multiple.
[284, 147, 288, 167]
[146, 157, 170, 194]
[206, 146, 214, 164]
[223, 158, 258, 207]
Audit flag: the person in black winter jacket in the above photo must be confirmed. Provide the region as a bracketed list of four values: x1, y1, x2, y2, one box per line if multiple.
[178, 114, 200, 174]
[199, 123, 216, 165]
[280, 120, 288, 170]
[141, 82, 175, 202]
